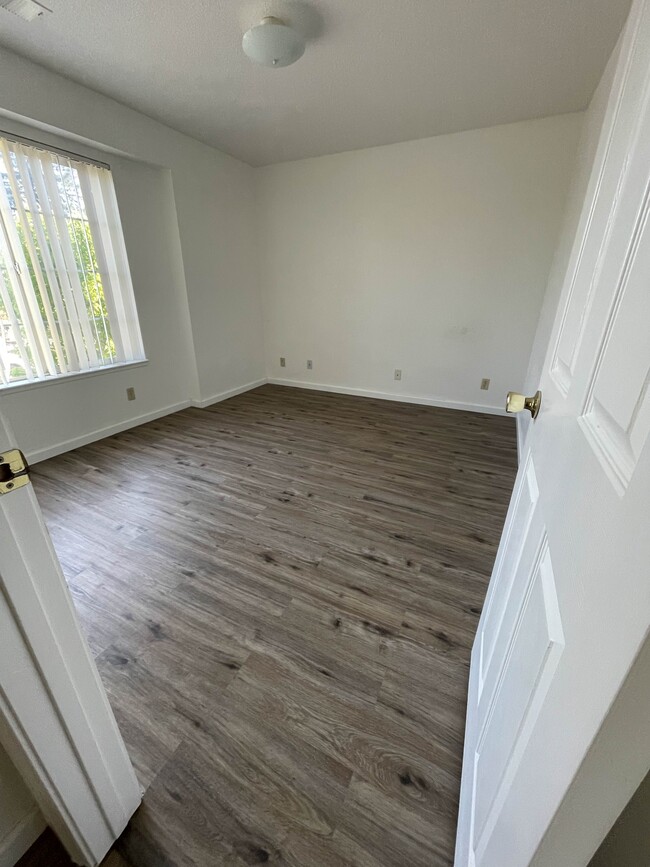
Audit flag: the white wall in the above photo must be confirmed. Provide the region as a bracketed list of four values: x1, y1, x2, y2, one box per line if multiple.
[0, 743, 44, 867]
[257, 114, 582, 413]
[0, 47, 265, 460]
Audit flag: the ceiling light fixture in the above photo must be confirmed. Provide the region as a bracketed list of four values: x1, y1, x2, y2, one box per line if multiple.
[242, 16, 305, 69]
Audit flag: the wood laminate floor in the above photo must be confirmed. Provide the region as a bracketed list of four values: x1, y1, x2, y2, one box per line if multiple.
[25, 385, 517, 867]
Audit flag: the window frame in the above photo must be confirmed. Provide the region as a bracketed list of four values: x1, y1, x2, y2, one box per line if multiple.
[0, 358, 148, 394]
[0, 129, 147, 391]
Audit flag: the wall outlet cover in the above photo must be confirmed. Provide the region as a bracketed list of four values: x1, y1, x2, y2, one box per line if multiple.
[280, 357, 286, 367]
[307, 360, 313, 370]
[394, 369, 402, 381]
[126, 387, 136, 401]
[480, 378, 490, 390]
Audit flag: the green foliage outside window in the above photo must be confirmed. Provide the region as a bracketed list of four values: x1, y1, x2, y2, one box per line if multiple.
[0, 211, 115, 381]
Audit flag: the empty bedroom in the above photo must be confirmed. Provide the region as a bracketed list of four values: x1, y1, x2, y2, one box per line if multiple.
[0, 1, 649, 866]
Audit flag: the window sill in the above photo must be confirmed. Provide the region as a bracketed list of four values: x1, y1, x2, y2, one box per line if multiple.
[0, 359, 149, 395]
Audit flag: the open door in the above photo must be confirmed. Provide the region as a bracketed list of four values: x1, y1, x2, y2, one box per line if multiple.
[0, 408, 141, 865]
[455, 1, 650, 864]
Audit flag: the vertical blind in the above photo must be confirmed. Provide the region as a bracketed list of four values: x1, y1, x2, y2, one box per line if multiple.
[0, 135, 144, 386]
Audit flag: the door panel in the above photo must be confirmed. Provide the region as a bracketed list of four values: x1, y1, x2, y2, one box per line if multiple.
[478, 455, 539, 699]
[474, 533, 564, 857]
[550, 2, 649, 397]
[578, 115, 650, 494]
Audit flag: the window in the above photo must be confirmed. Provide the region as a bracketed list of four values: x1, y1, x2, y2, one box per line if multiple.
[0, 134, 144, 387]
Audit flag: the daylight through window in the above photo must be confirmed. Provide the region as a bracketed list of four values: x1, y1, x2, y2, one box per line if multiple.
[0, 135, 144, 386]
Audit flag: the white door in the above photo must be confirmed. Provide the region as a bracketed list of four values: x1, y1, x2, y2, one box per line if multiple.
[0, 407, 141, 865]
[455, 1, 650, 864]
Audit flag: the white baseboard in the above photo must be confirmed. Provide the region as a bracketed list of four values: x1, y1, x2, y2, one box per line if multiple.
[28, 400, 191, 464]
[26, 376, 506, 465]
[0, 807, 46, 867]
[267, 378, 507, 416]
[26, 379, 264, 464]
[191, 378, 267, 409]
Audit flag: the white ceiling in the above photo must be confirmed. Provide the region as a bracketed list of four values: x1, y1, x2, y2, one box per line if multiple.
[0, 0, 631, 166]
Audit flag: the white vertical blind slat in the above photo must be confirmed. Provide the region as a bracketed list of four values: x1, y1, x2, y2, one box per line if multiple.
[53, 154, 114, 366]
[99, 167, 144, 359]
[39, 156, 100, 367]
[0, 176, 48, 378]
[27, 152, 91, 370]
[66, 162, 113, 363]
[0, 168, 57, 378]
[52, 154, 104, 362]
[76, 167, 128, 360]
[13, 144, 79, 372]
[0, 141, 64, 375]
[0, 242, 35, 381]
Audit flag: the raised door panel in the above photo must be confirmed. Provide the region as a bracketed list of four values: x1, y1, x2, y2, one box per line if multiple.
[579, 122, 650, 495]
[472, 539, 565, 863]
[478, 455, 538, 702]
[550, 11, 650, 396]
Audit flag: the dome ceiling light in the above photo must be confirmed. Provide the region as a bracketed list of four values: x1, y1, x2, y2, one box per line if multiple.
[242, 16, 306, 69]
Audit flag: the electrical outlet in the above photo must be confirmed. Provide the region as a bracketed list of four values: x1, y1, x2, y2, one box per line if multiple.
[280, 357, 286, 367]
[126, 387, 136, 401]
[480, 378, 490, 391]
[307, 359, 313, 370]
[394, 369, 402, 381]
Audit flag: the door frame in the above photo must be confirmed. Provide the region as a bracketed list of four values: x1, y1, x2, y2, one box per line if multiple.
[530, 631, 650, 865]
[0, 410, 141, 866]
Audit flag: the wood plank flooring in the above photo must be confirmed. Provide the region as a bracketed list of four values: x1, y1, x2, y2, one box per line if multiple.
[25, 385, 517, 867]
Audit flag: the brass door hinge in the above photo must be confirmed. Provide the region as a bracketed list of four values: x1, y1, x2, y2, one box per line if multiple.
[0, 449, 30, 494]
